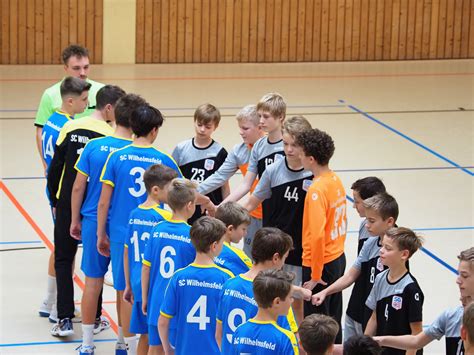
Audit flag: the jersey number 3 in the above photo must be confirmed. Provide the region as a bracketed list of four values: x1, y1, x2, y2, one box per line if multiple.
[128, 167, 146, 197]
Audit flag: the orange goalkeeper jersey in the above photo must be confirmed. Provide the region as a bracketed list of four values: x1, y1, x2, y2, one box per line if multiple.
[302, 171, 347, 280]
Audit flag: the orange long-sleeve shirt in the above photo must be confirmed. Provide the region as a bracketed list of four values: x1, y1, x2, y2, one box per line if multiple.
[302, 171, 347, 280]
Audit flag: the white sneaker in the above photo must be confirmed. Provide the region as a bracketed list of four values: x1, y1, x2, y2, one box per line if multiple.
[38, 299, 53, 318]
[51, 318, 74, 337]
[48, 305, 81, 323]
[93, 316, 111, 334]
[104, 269, 114, 287]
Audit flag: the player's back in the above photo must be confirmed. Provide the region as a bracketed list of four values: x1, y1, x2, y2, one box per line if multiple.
[126, 205, 171, 301]
[231, 319, 299, 355]
[160, 263, 233, 355]
[42, 111, 73, 169]
[217, 275, 297, 354]
[75, 135, 132, 220]
[100, 144, 181, 243]
[214, 242, 252, 275]
[144, 220, 195, 326]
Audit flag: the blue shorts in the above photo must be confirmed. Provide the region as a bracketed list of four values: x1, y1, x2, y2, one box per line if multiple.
[148, 325, 177, 347]
[130, 301, 148, 334]
[81, 218, 110, 278]
[110, 241, 126, 291]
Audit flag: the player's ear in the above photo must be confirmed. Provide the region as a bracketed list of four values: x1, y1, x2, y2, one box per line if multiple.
[226, 225, 234, 233]
[272, 253, 281, 264]
[386, 216, 395, 227]
[461, 324, 467, 341]
[401, 249, 410, 260]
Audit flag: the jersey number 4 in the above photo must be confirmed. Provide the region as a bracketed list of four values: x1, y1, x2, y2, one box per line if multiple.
[187, 295, 210, 330]
[42, 132, 54, 160]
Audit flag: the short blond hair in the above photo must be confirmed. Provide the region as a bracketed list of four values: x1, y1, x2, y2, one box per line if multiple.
[458, 247, 474, 269]
[256, 92, 286, 119]
[283, 115, 312, 137]
[194, 103, 221, 126]
[167, 178, 197, 211]
[236, 105, 259, 126]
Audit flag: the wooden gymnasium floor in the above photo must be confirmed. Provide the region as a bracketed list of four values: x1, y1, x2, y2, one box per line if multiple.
[0, 59, 473, 354]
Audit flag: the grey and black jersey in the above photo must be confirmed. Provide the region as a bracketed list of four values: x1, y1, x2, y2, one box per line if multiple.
[366, 269, 424, 355]
[172, 138, 227, 224]
[197, 142, 251, 195]
[247, 136, 285, 178]
[347, 236, 387, 327]
[425, 306, 464, 355]
[253, 157, 313, 267]
[358, 219, 372, 254]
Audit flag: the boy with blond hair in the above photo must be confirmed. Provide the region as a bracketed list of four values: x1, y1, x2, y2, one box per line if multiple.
[198, 104, 265, 256]
[214, 202, 252, 275]
[158, 217, 233, 355]
[172, 103, 228, 224]
[242, 115, 313, 324]
[222, 93, 286, 255]
[312, 192, 398, 340]
[365, 227, 424, 355]
[295, 128, 347, 343]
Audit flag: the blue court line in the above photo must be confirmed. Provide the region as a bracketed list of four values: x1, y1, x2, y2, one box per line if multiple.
[346, 104, 474, 177]
[0, 240, 42, 245]
[0, 338, 116, 348]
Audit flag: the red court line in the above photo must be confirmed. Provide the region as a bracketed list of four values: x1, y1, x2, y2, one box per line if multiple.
[0, 180, 118, 335]
[1, 71, 473, 82]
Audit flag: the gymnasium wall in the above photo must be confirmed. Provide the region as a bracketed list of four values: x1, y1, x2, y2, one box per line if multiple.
[1, 0, 473, 64]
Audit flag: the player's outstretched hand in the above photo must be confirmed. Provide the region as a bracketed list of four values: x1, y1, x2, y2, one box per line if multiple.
[311, 290, 327, 305]
[123, 286, 134, 305]
[97, 235, 110, 257]
[303, 278, 327, 291]
[70, 221, 82, 240]
[203, 200, 217, 217]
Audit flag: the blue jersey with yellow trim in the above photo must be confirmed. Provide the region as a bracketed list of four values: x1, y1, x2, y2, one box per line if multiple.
[231, 319, 299, 355]
[100, 144, 181, 243]
[75, 136, 132, 220]
[42, 111, 72, 169]
[125, 205, 171, 301]
[142, 220, 195, 326]
[160, 263, 234, 355]
[214, 242, 252, 275]
[217, 275, 297, 354]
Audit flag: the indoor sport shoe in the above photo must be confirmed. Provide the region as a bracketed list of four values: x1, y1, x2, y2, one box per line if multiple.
[49, 307, 82, 323]
[38, 299, 53, 318]
[115, 342, 128, 355]
[93, 316, 111, 334]
[76, 345, 95, 355]
[51, 318, 74, 337]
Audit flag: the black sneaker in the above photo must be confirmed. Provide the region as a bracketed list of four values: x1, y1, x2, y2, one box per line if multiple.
[51, 318, 74, 337]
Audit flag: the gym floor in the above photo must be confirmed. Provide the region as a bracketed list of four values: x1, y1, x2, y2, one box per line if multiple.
[1, 59, 473, 354]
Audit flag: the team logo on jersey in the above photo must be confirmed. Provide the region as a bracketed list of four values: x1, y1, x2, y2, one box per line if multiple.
[204, 159, 215, 171]
[302, 179, 312, 191]
[274, 153, 283, 161]
[376, 257, 384, 271]
[312, 193, 318, 201]
[391, 296, 403, 310]
[414, 293, 420, 301]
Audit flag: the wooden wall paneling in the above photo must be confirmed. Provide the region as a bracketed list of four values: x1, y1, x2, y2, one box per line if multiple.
[160, 0, 170, 62]
[312, 0, 322, 61]
[9, 0, 18, 63]
[320, 0, 330, 61]
[256, 0, 266, 62]
[69, 0, 77, 45]
[359, 0, 369, 60]
[27, 0, 36, 63]
[185, 0, 194, 63]
[209, 0, 219, 62]
[289, 0, 299, 61]
[265, 0, 275, 62]
[280, 0, 290, 61]
[249, 0, 260, 61]
[152, 0, 162, 62]
[303, 0, 314, 61]
[390, 0, 400, 60]
[296, 0, 306, 62]
[460, 0, 471, 57]
[366, 0, 376, 60]
[216, 0, 226, 62]
[176, 0, 186, 62]
[428, 0, 439, 58]
[444, 0, 455, 57]
[327, 0, 337, 60]
[233, 0, 242, 62]
[135, 0, 144, 63]
[436, 0, 447, 57]
[18, 0, 27, 63]
[413, 0, 423, 58]
[382, 0, 392, 60]
[144, 0, 154, 63]
[272, 0, 283, 62]
[43, 0, 52, 63]
[351, 0, 361, 60]
[200, 0, 209, 62]
[51, 0, 61, 63]
[192, 0, 202, 62]
[224, 0, 234, 62]
[168, 0, 178, 62]
[398, 0, 408, 59]
[469, 0, 474, 57]
[240, 0, 250, 62]
[374, 0, 384, 60]
[1, 0, 9, 63]
[85, 0, 95, 62]
[35, 0, 44, 63]
[94, 0, 102, 63]
[421, 0, 432, 59]
[77, 0, 86, 46]
[344, 0, 353, 61]
[335, 0, 346, 61]
[452, 0, 464, 57]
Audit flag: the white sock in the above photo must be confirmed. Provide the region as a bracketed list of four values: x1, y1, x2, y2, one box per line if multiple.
[46, 275, 57, 304]
[82, 324, 95, 347]
[118, 326, 125, 343]
[125, 335, 137, 355]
